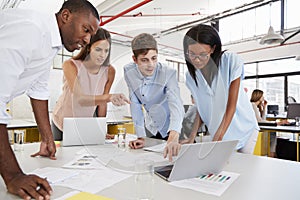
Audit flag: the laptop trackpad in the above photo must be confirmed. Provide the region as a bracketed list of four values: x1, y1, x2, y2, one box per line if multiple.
[154, 165, 174, 180]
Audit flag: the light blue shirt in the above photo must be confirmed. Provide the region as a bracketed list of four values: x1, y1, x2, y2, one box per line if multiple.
[186, 52, 259, 149]
[124, 62, 184, 138]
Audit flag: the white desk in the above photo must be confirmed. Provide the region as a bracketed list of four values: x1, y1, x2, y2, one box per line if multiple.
[7, 119, 37, 130]
[1, 142, 300, 200]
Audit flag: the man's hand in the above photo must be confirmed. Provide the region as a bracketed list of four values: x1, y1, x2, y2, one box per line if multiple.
[7, 173, 52, 200]
[110, 94, 131, 106]
[31, 140, 56, 160]
[129, 138, 145, 149]
[163, 130, 181, 162]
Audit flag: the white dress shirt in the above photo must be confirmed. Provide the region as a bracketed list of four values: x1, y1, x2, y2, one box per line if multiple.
[124, 62, 184, 138]
[0, 8, 62, 124]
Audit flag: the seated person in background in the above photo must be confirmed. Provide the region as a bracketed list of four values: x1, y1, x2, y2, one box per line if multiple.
[250, 89, 287, 157]
[52, 28, 130, 141]
[124, 33, 185, 161]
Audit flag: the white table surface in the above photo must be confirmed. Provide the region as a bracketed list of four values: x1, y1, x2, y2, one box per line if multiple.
[1, 142, 300, 200]
[7, 119, 37, 129]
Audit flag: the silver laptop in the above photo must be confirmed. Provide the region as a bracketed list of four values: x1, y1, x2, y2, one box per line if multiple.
[62, 117, 106, 146]
[154, 140, 238, 182]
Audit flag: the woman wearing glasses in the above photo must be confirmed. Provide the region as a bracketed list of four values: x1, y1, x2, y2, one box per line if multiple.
[181, 24, 259, 154]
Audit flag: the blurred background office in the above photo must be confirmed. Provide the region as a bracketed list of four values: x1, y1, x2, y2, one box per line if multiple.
[2, 0, 300, 124]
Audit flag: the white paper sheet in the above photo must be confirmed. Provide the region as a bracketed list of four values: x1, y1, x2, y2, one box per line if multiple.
[143, 143, 166, 153]
[63, 154, 106, 169]
[169, 171, 239, 196]
[55, 168, 131, 194]
[31, 167, 80, 184]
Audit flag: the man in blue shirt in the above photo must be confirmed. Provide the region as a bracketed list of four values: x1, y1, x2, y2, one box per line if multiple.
[124, 33, 184, 161]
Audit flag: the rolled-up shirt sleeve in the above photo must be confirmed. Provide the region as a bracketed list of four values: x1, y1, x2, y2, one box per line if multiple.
[26, 67, 50, 100]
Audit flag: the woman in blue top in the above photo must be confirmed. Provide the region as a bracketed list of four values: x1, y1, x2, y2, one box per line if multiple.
[181, 24, 259, 154]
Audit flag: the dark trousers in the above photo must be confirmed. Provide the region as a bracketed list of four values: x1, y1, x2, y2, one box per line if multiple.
[150, 131, 169, 140]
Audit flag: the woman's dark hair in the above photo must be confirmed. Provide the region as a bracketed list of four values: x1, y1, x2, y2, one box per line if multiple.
[183, 24, 224, 86]
[73, 28, 111, 66]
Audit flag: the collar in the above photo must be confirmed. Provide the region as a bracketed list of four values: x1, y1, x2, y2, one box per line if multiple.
[49, 14, 62, 49]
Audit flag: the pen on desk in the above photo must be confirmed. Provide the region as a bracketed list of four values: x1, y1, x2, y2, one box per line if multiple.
[200, 175, 206, 179]
[205, 174, 213, 179]
[213, 174, 222, 181]
[223, 176, 231, 183]
[219, 175, 226, 182]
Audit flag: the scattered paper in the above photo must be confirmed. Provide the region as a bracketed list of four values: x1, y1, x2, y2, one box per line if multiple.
[169, 171, 239, 196]
[55, 168, 131, 194]
[143, 143, 166, 153]
[63, 154, 105, 170]
[31, 167, 79, 184]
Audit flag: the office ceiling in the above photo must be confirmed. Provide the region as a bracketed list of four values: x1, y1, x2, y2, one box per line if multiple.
[15, 0, 265, 59]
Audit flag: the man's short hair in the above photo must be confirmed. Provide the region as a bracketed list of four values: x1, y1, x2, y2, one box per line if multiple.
[58, 0, 99, 20]
[131, 33, 158, 57]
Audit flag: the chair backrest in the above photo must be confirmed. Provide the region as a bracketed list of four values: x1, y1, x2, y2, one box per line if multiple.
[287, 103, 300, 119]
[287, 96, 297, 104]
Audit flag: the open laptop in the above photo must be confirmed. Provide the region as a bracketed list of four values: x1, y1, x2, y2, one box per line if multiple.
[62, 117, 106, 147]
[154, 140, 238, 182]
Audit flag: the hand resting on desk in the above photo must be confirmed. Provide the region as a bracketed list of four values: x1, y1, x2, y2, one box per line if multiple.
[7, 173, 52, 200]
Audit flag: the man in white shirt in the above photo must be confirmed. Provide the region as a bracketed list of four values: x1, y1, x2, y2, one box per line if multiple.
[0, 0, 99, 199]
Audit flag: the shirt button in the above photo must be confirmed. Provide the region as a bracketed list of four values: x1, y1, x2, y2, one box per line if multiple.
[142, 94, 144, 96]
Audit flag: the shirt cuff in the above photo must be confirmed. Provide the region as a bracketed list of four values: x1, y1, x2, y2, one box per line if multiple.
[27, 90, 49, 100]
[134, 124, 146, 138]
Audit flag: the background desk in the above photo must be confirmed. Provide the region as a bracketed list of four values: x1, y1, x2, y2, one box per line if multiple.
[259, 125, 300, 161]
[7, 119, 40, 144]
[1, 142, 300, 200]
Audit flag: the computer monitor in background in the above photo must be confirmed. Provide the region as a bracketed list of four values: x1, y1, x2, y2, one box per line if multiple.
[287, 103, 300, 119]
[267, 105, 279, 116]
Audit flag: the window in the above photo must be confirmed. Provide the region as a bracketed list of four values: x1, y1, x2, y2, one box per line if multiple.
[244, 57, 300, 114]
[285, 0, 300, 29]
[166, 59, 187, 82]
[219, 1, 282, 44]
[53, 48, 80, 69]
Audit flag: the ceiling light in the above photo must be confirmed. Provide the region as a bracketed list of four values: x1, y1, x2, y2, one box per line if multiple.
[259, 26, 284, 45]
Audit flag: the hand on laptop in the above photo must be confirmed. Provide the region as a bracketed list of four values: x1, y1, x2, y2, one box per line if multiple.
[129, 138, 145, 149]
[164, 130, 181, 162]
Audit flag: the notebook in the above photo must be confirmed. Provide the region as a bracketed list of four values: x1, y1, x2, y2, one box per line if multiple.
[154, 140, 238, 182]
[62, 118, 106, 147]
